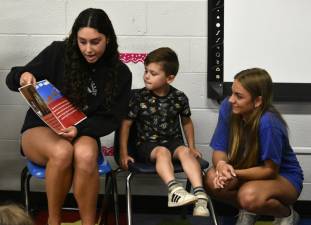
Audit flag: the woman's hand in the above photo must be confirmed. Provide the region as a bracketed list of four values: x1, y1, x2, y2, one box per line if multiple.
[213, 160, 236, 188]
[213, 171, 227, 189]
[216, 160, 236, 179]
[213, 171, 239, 189]
[60, 126, 78, 141]
[20, 72, 36, 86]
[119, 153, 134, 170]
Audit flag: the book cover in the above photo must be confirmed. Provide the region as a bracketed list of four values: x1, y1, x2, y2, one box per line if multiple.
[19, 79, 86, 134]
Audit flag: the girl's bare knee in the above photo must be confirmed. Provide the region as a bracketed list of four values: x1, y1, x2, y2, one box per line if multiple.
[203, 170, 217, 192]
[49, 141, 74, 167]
[74, 149, 98, 173]
[237, 186, 260, 211]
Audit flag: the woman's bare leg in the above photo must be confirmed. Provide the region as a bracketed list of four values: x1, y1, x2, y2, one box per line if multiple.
[204, 167, 299, 217]
[237, 176, 299, 217]
[22, 127, 74, 225]
[72, 136, 99, 225]
[204, 168, 239, 207]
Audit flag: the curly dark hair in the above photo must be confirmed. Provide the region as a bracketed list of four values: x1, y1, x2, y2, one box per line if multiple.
[63, 8, 120, 110]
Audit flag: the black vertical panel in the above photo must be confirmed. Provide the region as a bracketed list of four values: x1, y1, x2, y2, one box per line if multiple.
[208, 0, 224, 100]
[208, 1, 311, 102]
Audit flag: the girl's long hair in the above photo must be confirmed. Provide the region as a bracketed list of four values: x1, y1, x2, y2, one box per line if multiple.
[228, 68, 287, 169]
[63, 8, 120, 110]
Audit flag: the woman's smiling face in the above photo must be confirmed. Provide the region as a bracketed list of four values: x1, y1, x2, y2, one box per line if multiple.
[229, 79, 261, 118]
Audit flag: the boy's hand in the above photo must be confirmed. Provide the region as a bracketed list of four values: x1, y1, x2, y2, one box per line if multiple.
[189, 147, 202, 158]
[120, 154, 135, 170]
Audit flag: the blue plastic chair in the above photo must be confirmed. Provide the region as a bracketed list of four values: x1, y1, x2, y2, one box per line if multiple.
[20, 152, 119, 225]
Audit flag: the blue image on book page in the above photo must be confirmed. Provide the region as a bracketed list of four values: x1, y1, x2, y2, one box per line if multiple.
[36, 80, 63, 104]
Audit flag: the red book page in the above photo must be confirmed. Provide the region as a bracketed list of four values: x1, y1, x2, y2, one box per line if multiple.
[48, 97, 86, 128]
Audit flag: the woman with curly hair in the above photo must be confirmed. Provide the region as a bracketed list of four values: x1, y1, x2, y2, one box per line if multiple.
[204, 68, 303, 225]
[6, 8, 132, 225]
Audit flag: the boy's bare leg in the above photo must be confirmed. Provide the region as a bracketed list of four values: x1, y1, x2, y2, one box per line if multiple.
[174, 146, 202, 187]
[150, 146, 175, 183]
[174, 146, 210, 216]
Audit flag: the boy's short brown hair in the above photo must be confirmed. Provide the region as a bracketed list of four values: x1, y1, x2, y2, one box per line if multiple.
[144, 47, 179, 76]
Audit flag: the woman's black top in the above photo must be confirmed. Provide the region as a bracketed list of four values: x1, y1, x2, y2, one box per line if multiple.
[6, 41, 132, 138]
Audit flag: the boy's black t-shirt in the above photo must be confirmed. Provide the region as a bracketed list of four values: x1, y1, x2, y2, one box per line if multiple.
[127, 86, 191, 146]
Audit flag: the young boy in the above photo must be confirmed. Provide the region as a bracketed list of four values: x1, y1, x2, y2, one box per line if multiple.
[119, 47, 209, 217]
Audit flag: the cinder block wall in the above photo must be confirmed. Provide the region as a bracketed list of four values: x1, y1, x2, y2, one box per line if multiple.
[1, 0, 311, 200]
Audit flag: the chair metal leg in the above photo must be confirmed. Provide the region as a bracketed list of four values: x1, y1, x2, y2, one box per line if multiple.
[202, 170, 219, 225]
[98, 173, 113, 225]
[180, 179, 192, 219]
[208, 198, 219, 225]
[21, 167, 27, 206]
[126, 172, 134, 225]
[21, 167, 32, 214]
[185, 179, 191, 192]
[112, 171, 120, 225]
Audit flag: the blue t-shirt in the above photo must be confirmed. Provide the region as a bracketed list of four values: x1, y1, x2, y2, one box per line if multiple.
[210, 98, 304, 193]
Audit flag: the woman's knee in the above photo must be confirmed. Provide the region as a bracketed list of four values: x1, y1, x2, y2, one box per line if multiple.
[74, 147, 98, 173]
[49, 141, 74, 168]
[237, 184, 262, 211]
[203, 169, 217, 193]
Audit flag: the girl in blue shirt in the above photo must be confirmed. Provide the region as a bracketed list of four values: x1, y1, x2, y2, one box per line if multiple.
[204, 68, 303, 225]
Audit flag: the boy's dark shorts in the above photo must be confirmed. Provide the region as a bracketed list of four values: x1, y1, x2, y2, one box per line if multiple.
[136, 139, 185, 163]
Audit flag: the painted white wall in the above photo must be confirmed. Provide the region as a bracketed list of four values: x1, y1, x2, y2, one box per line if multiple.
[1, 0, 311, 201]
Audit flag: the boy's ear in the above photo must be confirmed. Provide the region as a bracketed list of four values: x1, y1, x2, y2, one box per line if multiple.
[166, 75, 175, 84]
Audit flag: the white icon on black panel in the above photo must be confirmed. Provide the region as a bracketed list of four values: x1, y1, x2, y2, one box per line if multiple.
[216, 30, 221, 36]
[216, 67, 220, 72]
[216, 38, 221, 43]
[216, 74, 220, 79]
[216, 52, 220, 57]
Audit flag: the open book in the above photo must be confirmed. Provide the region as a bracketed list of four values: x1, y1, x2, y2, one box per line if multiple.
[19, 79, 87, 134]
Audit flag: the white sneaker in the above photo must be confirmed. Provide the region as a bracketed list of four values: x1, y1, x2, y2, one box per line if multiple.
[273, 205, 300, 225]
[193, 194, 210, 217]
[235, 209, 258, 225]
[168, 186, 198, 207]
